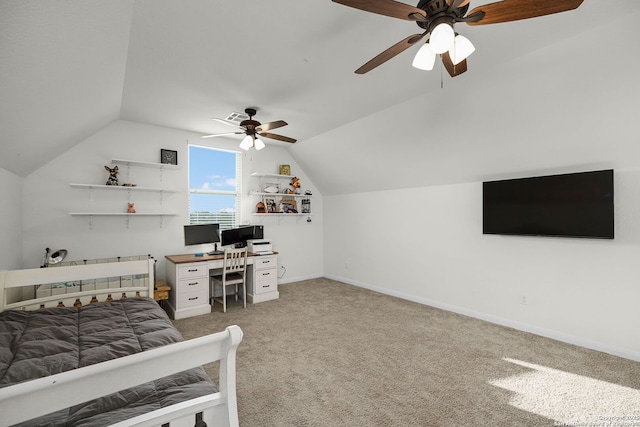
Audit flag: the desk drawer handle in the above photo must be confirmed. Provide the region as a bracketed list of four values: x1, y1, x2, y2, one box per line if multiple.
[188, 269, 198, 272]
[188, 282, 198, 286]
[262, 284, 271, 288]
[263, 260, 270, 264]
[261, 272, 271, 276]
[188, 297, 198, 301]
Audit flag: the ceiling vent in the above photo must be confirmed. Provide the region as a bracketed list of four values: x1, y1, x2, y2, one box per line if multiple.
[224, 111, 250, 123]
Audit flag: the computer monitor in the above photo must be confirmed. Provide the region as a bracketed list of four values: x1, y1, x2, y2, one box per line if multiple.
[221, 225, 264, 248]
[183, 223, 223, 255]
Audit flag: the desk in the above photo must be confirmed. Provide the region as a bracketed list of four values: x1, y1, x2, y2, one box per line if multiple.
[165, 252, 278, 319]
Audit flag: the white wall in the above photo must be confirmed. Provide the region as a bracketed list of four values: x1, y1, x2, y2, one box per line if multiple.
[0, 167, 23, 271]
[324, 170, 640, 361]
[22, 120, 323, 282]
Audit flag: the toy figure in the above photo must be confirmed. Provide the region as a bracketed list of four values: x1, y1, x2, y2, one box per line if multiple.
[288, 176, 301, 194]
[105, 165, 119, 186]
[127, 203, 136, 213]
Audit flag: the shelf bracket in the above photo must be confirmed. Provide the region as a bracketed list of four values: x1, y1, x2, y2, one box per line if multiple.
[89, 215, 94, 230]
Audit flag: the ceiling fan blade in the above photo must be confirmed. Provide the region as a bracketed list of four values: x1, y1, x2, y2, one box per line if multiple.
[446, 0, 471, 8]
[466, 0, 584, 26]
[202, 132, 244, 139]
[211, 118, 243, 129]
[256, 120, 288, 132]
[441, 51, 468, 77]
[355, 32, 427, 74]
[332, 0, 427, 21]
[258, 132, 297, 143]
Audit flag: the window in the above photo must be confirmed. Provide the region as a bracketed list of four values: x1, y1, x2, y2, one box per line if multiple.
[188, 145, 241, 230]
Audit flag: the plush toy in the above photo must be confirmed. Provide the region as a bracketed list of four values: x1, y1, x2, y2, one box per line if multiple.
[105, 165, 119, 186]
[256, 201, 267, 213]
[288, 176, 301, 194]
[127, 203, 136, 213]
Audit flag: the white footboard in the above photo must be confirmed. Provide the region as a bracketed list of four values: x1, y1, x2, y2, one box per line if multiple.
[0, 325, 243, 427]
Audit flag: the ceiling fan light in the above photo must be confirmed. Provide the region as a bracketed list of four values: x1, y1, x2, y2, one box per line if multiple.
[451, 34, 475, 65]
[430, 23, 455, 54]
[412, 43, 436, 71]
[254, 137, 265, 150]
[239, 135, 253, 150]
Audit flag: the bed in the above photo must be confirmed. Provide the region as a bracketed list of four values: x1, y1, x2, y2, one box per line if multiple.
[0, 259, 242, 427]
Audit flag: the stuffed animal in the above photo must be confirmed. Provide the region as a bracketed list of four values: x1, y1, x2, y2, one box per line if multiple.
[105, 165, 119, 186]
[256, 201, 267, 213]
[288, 176, 301, 194]
[127, 203, 136, 213]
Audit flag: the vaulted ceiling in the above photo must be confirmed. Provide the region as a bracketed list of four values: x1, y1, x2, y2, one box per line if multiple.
[2, 1, 639, 194]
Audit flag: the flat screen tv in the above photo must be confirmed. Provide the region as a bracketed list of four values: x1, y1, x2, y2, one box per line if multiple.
[483, 169, 614, 239]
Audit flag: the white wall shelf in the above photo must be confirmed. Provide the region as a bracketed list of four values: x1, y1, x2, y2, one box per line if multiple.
[70, 159, 178, 228]
[69, 183, 176, 193]
[70, 213, 176, 216]
[111, 159, 179, 170]
[250, 171, 312, 218]
[250, 191, 310, 198]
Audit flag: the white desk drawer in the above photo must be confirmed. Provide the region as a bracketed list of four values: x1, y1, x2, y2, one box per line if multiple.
[176, 290, 208, 308]
[254, 268, 277, 294]
[177, 277, 208, 295]
[254, 256, 276, 270]
[177, 263, 208, 280]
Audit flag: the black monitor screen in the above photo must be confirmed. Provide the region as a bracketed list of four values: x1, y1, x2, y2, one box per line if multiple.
[184, 223, 220, 246]
[483, 169, 614, 239]
[221, 225, 264, 247]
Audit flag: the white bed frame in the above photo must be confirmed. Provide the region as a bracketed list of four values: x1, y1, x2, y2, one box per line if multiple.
[0, 259, 242, 427]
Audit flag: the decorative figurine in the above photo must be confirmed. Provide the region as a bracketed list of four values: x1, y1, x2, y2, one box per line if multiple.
[288, 176, 301, 194]
[105, 165, 119, 186]
[256, 201, 267, 213]
[127, 203, 136, 213]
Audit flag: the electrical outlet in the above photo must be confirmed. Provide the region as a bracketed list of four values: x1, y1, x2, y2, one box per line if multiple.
[519, 295, 528, 305]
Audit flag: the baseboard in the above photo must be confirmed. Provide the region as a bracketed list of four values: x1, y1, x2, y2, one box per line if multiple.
[325, 274, 640, 362]
[278, 274, 323, 285]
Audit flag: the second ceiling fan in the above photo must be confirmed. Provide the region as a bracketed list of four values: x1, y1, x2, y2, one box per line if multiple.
[203, 107, 296, 151]
[332, 0, 584, 77]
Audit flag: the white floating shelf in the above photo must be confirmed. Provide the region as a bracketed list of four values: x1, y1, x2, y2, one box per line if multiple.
[250, 213, 311, 217]
[111, 159, 179, 170]
[250, 172, 295, 179]
[250, 191, 310, 198]
[70, 213, 177, 216]
[70, 183, 177, 193]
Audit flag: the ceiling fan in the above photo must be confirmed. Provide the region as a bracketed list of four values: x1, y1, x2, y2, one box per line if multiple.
[332, 0, 584, 77]
[202, 107, 296, 150]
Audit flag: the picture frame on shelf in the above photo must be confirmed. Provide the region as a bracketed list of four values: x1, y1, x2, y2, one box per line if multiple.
[279, 198, 298, 213]
[265, 197, 277, 213]
[301, 199, 311, 213]
[279, 164, 290, 175]
[160, 149, 178, 165]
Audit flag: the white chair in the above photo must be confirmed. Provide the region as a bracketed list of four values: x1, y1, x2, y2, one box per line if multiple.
[210, 247, 248, 313]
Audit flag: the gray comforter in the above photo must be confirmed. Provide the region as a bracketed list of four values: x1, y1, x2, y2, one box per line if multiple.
[0, 297, 216, 426]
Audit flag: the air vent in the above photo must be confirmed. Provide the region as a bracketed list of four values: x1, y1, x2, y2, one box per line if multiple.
[225, 111, 250, 123]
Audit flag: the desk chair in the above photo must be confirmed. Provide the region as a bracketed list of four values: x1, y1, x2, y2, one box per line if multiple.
[210, 247, 248, 313]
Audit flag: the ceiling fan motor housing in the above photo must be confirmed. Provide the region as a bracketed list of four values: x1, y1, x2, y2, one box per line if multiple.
[416, 0, 469, 31]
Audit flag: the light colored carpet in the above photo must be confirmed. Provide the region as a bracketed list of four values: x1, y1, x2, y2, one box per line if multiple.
[172, 278, 640, 427]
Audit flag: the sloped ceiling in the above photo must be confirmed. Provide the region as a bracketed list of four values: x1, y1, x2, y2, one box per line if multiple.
[1, 1, 639, 194]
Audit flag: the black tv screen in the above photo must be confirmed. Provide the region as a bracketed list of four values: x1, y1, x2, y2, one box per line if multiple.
[483, 169, 614, 239]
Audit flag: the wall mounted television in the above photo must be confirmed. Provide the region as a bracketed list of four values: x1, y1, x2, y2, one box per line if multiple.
[482, 169, 614, 239]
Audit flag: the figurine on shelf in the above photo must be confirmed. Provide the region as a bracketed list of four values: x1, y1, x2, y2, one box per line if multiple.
[256, 201, 267, 213]
[105, 165, 119, 186]
[127, 203, 136, 213]
[287, 176, 301, 194]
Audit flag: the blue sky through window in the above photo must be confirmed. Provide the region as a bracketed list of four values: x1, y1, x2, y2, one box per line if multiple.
[189, 145, 236, 213]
